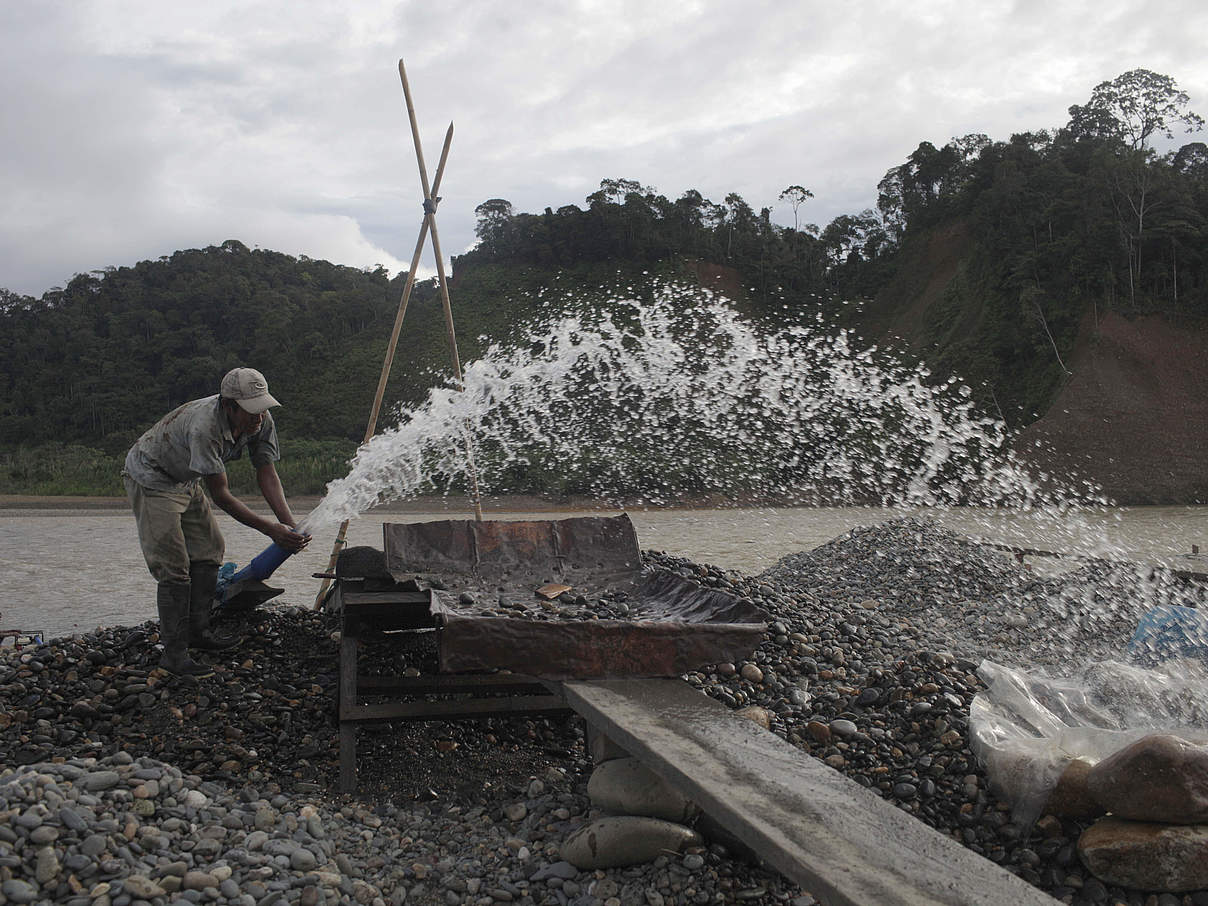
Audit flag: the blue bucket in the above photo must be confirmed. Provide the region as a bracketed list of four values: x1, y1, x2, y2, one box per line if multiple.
[1128, 604, 1208, 665]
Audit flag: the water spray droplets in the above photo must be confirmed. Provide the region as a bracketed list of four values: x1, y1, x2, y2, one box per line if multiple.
[302, 284, 1095, 532]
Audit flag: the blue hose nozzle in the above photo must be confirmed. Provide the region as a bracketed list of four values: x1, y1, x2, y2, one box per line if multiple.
[228, 534, 308, 584]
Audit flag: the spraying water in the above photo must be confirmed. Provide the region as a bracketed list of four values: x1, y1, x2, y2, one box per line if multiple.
[301, 283, 1106, 538]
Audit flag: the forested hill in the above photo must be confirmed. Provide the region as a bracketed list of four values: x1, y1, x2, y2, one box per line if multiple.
[2, 69, 1207, 502]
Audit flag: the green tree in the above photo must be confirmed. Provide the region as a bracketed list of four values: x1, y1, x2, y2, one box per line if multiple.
[778, 185, 814, 231]
[1068, 69, 1204, 151]
[586, 178, 652, 208]
[474, 198, 515, 245]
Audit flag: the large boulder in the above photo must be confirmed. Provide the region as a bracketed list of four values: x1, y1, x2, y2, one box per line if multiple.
[587, 757, 699, 823]
[1087, 734, 1208, 823]
[1079, 817, 1208, 892]
[1047, 758, 1105, 820]
[560, 816, 702, 870]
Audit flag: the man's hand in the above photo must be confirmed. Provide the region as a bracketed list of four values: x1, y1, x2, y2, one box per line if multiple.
[206, 471, 309, 551]
[269, 523, 310, 552]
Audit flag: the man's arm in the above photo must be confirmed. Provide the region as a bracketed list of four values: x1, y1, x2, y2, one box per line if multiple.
[205, 471, 308, 551]
[255, 462, 299, 529]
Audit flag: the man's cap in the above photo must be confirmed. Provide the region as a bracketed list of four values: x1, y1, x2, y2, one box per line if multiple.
[220, 367, 280, 414]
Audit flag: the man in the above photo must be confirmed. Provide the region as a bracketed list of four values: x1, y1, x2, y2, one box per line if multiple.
[123, 367, 310, 676]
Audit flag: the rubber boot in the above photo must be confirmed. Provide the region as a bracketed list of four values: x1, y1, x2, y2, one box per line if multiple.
[188, 562, 239, 651]
[157, 583, 214, 677]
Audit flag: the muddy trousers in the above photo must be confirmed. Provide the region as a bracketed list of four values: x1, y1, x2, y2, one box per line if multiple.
[123, 476, 225, 584]
[125, 477, 226, 674]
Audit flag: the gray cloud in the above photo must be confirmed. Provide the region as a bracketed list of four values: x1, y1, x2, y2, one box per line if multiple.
[1, 0, 1205, 295]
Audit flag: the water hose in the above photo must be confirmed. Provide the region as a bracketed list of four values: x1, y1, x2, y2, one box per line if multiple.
[228, 529, 310, 584]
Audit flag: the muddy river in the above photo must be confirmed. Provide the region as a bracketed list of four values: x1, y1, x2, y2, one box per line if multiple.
[1, 499, 1204, 639]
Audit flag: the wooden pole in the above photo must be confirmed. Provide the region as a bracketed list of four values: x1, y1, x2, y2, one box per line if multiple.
[311, 122, 456, 610]
[398, 57, 484, 522]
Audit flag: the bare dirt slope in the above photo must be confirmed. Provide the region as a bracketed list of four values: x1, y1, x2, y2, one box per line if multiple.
[1015, 311, 1208, 504]
[854, 220, 1208, 505]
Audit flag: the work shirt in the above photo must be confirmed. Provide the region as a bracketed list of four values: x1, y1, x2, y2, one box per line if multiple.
[123, 395, 280, 492]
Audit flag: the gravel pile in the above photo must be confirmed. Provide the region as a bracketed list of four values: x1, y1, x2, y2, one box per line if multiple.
[755, 517, 1206, 668]
[3, 517, 1206, 906]
[0, 612, 801, 905]
[0, 750, 793, 906]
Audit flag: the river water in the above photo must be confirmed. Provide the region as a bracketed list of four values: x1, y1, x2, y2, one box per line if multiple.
[1, 500, 1204, 640]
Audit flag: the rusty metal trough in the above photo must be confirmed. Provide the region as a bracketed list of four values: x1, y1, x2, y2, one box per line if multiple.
[383, 514, 769, 679]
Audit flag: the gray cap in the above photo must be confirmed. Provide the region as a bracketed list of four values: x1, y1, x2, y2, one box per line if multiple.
[220, 367, 280, 414]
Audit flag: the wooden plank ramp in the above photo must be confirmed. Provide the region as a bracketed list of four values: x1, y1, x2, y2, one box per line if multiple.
[562, 678, 1057, 906]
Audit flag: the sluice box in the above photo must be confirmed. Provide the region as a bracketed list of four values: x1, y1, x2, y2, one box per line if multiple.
[335, 513, 769, 680]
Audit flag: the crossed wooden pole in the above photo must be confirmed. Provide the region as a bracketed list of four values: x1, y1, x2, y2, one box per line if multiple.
[312, 59, 483, 609]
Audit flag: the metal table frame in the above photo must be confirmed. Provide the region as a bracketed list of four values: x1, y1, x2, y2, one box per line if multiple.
[335, 582, 569, 792]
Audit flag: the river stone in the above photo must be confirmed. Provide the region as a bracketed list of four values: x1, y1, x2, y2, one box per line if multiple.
[29, 825, 59, 844]
[123, 876, 166, 899]
[305, 813, 325, 839]
[805, 721, 831, 744]
[587, 757, 699, 823]
[740, 663, 764, 684]
[828, 718, 858, 739]
[69, 700, 99, 719]
[1079, 817, 1208, 892]
[254, 807, 277, 830]
[132, 798, 156, 817]
[530, 861, 579, 882]
[560, 816, 702, 870]
[83, 771, 120, 791]
[1, 879, 38, 904]
[35, 847, 59, 885]
[59, 807, 87, 833]
[290, 847, 318, 871]
[1087, 734, 1208, 824]
[14, 811, 43, 830]
[211, 865, 233, 883]
[81, 833, 108, 857]
[1046, 758, 1104, 820]
[734, 706, 772, 730]
[183, 871, 219, 891]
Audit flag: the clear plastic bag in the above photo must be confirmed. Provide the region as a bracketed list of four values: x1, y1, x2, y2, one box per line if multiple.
[968, 658, 1208, 825]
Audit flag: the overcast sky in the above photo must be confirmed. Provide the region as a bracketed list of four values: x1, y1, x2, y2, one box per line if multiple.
[2, 1, 1206, 297]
